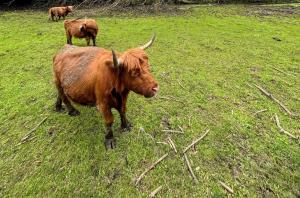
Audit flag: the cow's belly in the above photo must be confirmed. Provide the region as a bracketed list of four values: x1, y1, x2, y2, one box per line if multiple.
[65, 86, 96, 106]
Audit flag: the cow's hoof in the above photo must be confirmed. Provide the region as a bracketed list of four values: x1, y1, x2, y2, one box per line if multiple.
[105, 138, 116, 150]
[121, 122, 132, 132]
[68, 109, 80, 116]
[55, 106, 65, 113]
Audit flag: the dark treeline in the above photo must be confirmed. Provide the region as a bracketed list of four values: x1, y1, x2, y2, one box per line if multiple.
[0, 0, 298, 8]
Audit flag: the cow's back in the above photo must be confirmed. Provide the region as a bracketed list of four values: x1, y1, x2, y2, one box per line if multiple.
[53, 45, 107, 104]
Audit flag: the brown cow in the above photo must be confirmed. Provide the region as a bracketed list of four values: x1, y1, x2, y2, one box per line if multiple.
[53, 35, 158, 149]
[64, 18, 98, 46]
[49, 6, 73, 21]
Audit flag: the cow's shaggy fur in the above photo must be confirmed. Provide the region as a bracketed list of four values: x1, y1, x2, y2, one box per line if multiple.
[64, 19, 98, 46]
[53, 43, 158, 149]
[49, 6, 73, 21]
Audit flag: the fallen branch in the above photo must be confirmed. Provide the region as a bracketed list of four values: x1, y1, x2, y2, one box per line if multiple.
[162, 129, 184, 134]
[167, 137, 177, 153]
[218, 181, 234, 194]
[183, 153, 198, 183]
[135, 153, 168, 186]
[149, 185, 162, 197]
[183, 129, 210, 153]
[274, 114, 297, 139]
[19, 117, 48, 143]
[254, 84, 299, 119]
[253, 109, 268, 116]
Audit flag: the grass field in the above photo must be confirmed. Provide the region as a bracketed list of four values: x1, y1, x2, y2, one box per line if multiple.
[0, 4, 299, 197]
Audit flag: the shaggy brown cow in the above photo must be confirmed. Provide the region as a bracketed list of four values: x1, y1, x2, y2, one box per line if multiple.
[49, 6, 73, 21]
[64, 18, 98, 46]
[53, 35, 158, 149]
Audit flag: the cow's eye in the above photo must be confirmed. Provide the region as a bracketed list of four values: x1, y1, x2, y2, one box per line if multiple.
[132, 70, 140, 77]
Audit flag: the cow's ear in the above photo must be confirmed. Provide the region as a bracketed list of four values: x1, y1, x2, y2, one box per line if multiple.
[105, 60, 120, 70]
[79, 24, 86, 32]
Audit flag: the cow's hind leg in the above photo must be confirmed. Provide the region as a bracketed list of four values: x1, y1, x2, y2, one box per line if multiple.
[55, 95, 64, 112]
[62, 94, 80, 116]
[85, 38, 90, 46]
[92, 37, 96, 46]
[55, 83, 80, 116]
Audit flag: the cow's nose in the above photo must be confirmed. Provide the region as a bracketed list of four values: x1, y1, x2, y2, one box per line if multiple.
[152, 86, 159, 93]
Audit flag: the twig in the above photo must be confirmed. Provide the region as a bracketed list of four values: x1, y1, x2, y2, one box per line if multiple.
[253, 109, 268, 116]
[272, 67, 296, 77]
[158, 96, 185, 104]
[188, 115, 192, 127]
[278, 78, 293, 86]
[7, 0, 16, 6]
[183, 129, 210, 153]
[20, 117, 48, 143]
[16, 136, 36, 146]
[178, 126, 184, 133]
[254, 84, 299, 119]
[156, 141, 168, 145]
[274, 114, 297, 139]
[177, 79, 185, 89]
[149, 185, 162, 198]
[183, 153, 198, 183]
[135, 153, 168, 186]
[218, 181, 234, 194]
[140, 127, 155, 141]
[162, 129, 184, 134]
[167, 137, 177, 153]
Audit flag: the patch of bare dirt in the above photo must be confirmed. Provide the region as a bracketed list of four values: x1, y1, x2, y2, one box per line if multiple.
[246, 5, 300, 16]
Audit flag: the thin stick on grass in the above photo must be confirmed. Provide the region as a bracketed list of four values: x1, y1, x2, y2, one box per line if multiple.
[178, 126, 184, 133]
[272, 67, 296, 77]
[183, 129, 210, 153]
[16, 136, 37, 146]
[156, 141, 168, 145]
[183, 153, 198, 183]
[162, 129, 184, 134]
[253, 109, 268, 116]
[218, 181, 234, 194]
[177, 79, 185, 89]
[158, 96, 185, 104]
[254, 84, 299, 119]
[274, 114, 297, 139]
[149, 185, 162, 197]
[19, 117, 48, 143]
[135, 153, 168, 186]
[167, 137, 177, 153]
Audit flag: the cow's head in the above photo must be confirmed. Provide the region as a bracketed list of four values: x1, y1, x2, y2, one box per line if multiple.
[66, 6, 73, 12]
[112, 35, 159, 98]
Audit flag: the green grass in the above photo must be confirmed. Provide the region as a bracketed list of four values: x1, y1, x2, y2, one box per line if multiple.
[0, 4, 299, 197]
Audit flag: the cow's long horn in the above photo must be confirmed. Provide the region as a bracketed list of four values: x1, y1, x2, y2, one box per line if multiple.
[112, 49, 119, 68]
[139, 34, 156, 50]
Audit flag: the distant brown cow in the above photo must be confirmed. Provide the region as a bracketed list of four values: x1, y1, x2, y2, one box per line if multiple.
[64, 18, 98, 46]
[53, 35, 158, 149]
[49, 6, 73, 21]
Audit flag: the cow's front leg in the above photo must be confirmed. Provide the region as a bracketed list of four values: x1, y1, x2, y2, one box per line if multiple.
[99, 103, 116, 149]
[117, 91, 132, 132]
[120, 112, 132, 132]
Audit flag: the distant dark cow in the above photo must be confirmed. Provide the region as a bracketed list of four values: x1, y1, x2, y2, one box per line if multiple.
[53, 35, 158, 149]
[49, 6, 73, 21]
[64, 18, 98, 46]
